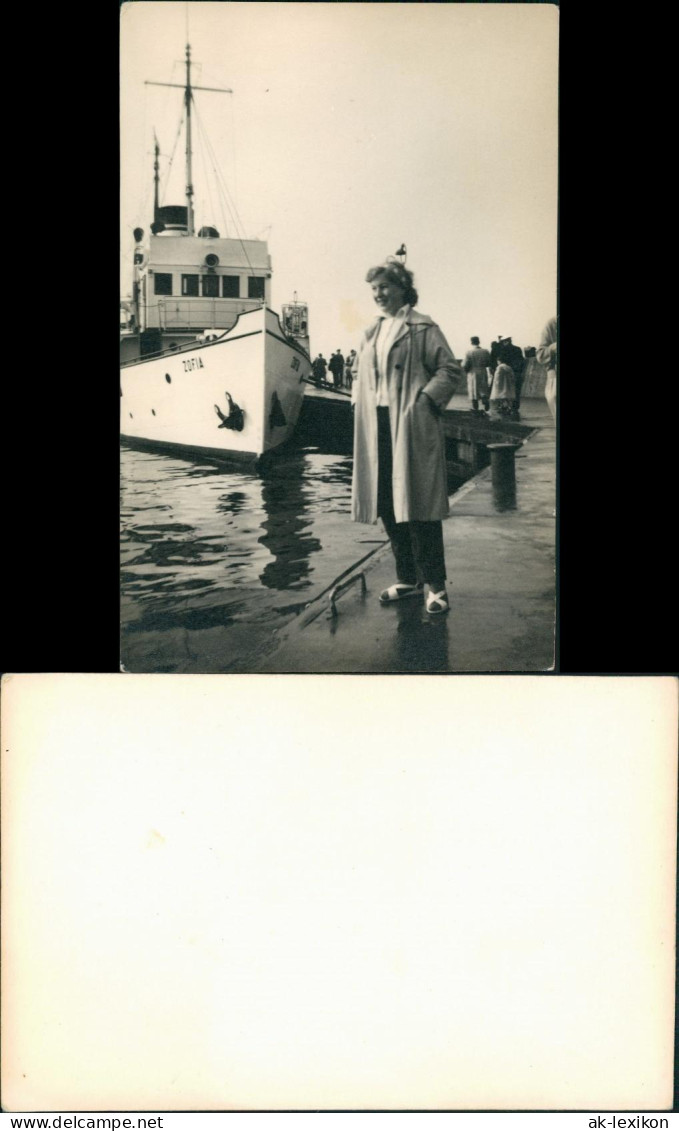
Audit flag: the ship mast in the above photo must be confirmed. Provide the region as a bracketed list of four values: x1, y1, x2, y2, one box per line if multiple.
[146, 46, 233, 237]
[184, 44, 195, 235]
[153, 132, 160, 226]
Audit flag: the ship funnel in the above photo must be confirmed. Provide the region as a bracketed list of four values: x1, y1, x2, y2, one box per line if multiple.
[153, 205, 189, 234]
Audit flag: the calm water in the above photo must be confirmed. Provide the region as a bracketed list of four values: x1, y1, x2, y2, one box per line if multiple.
[120, 443, 387, 672]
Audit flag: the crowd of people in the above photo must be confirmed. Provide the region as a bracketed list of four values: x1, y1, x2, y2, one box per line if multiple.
[462, 333, 534, 419]
[311, 349, 357, 390]
[312, 328, 556, 422]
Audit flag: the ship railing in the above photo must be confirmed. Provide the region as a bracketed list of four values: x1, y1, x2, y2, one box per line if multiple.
[154, 298, 258, 329]
[122, 334, 230, 365]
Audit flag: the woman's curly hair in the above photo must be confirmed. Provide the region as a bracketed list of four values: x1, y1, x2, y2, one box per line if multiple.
[365, 259, 418, 307]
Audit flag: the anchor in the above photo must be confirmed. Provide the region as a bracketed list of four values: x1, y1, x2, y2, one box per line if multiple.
[214, 391, 245, 432]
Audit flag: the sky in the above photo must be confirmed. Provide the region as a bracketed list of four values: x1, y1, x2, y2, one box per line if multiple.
[120, 1, 558, 359]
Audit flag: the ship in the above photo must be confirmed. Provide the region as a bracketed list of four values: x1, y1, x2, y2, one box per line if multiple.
[120, 43, 312, 468]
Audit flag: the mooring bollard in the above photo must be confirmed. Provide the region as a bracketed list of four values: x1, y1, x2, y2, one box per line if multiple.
[487, 442, 519, 510]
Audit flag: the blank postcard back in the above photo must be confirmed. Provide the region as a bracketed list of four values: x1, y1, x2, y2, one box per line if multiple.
[1, 674, 676, 1111]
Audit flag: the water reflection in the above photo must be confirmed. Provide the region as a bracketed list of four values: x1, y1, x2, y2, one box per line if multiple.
[393, 601, 450, 673]
[121, 441, 462, 671]
[121, 444, 358, 642]
[216, 490, 250, 516]
[258, 451, 320, 590]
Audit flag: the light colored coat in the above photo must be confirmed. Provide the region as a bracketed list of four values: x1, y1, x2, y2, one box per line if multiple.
[463, 346, 492, 399]
[536, 317, 557, 377]
[489, 361, 515, 401]
[537, 316, 557, 421]
[351, 308, 462, 524]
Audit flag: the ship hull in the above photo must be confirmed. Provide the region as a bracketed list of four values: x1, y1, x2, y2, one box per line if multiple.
[120, 307, 311, 465]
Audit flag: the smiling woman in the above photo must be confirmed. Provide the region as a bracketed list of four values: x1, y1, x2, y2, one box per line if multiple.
[351, 259, 464, 617]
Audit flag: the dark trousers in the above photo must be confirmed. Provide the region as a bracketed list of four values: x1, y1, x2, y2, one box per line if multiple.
[376, 407, 447, 590]
[512, 369, 524, 411]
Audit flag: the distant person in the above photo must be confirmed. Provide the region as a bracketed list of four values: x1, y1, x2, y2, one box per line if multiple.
[501, 336, 526, 416]
[489, 357, 516, 417]
[490, 335, 505, 373]
[344, 349, 357, 389]
[463, 336, 491, 413]
[351, 257, 463, 616]
[312, 354, 327, 385]
[328, 349, 345, 388]
[536, 316, 557, 422]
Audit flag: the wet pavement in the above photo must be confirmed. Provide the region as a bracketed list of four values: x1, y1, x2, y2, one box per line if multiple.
[250, 397, 555, 673]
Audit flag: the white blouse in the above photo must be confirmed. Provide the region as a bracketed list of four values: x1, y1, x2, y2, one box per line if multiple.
[374, 305, 410, 406]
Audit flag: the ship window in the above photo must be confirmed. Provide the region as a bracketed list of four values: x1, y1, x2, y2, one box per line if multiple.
[181, 274, 199, 296]
[222, 275, 240, 298]
[202, 274, 220, 298]
[154, 273, 173, 296]
[248, 276, 265, 299]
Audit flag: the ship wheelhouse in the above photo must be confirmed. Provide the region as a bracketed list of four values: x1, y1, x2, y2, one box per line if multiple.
[133, 208, 271, 340]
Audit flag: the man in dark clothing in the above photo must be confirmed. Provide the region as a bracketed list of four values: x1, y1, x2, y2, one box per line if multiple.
[312, 354, 327, 385]
[490, 336, 505, 373]
[328, 350, 345, 388]
[501, 337, 526, 414]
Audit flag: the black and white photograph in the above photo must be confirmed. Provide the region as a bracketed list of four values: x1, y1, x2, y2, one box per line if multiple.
[120, 0, 558, 675]
[3, 1, 675, 1125]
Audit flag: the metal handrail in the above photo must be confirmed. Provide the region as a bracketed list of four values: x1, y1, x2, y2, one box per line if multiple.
[120, 302, 265, 367]
[157, 297, 255, 328]
[120, 332, 230, 366]
[328, 572, 367, 617]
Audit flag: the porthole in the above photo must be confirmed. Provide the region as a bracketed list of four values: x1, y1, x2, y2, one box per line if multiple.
[151, 409, 156, 415]
[165, 373, 172, 383]
[129, 413, 133, 419]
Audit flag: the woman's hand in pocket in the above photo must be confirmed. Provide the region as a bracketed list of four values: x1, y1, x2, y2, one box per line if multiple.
[416, 389, 440, 417]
